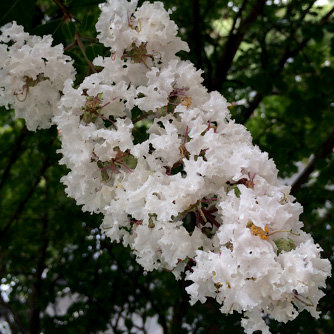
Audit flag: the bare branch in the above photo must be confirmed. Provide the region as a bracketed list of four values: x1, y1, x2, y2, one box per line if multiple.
[211, 0, 266, 90]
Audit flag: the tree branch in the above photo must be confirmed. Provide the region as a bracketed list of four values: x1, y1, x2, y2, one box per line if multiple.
[291, 126, 334, 195]
[230, 0, 249, 34]
[211, 0, 266, 91]
[52, 0, 73, 20]
[321, 5, 334, 22]
[241, 4, 334, 124]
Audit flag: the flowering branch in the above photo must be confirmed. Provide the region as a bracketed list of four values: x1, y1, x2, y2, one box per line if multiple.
[0, 1, 331, 333]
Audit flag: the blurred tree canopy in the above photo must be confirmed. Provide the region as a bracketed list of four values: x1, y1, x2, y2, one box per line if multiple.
[0, 0, 333, 333]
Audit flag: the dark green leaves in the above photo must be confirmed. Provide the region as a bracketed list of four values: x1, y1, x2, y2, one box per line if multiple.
[61, 20, 76, 40]
[85, 43, 104, 60]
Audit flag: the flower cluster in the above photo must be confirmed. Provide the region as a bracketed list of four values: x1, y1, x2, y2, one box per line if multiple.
[0, 21, 75, 130]
[1, 1, 331, 333]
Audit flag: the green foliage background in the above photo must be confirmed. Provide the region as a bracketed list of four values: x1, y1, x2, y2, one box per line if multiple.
[0, 0, 333, 333]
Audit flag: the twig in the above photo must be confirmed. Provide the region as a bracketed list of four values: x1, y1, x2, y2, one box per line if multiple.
[52, 0, 73, 20]
[75, 31, 98, 73]
[64, 40, 77, 52]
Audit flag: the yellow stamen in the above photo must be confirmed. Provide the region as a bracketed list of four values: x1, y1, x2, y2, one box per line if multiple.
[181, 96, 192, 109]
[247, 221, 269, 240]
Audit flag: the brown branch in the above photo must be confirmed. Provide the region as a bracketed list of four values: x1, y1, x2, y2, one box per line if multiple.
[53, 1, 95, 71]
[321, 5, 334, 23]
[291, 126, 334, 195]
[75, 31, 98, 73]
[211, 0, 266, 90]
[52, 0, 73, 21]
[64, 40, 77, 52]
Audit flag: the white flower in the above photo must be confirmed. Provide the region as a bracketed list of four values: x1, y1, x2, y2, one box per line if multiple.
[0, 22, 75, 130]
[96, 0, 188, 62]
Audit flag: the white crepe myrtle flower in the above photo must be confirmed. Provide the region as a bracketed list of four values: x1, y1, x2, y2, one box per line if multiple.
[96, 0, 188, 62]
[2, 0, 330, 333]
[0, 22, 75, 130]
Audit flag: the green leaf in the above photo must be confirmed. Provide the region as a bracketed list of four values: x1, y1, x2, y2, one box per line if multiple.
[274, 238, 296, 254]
[132, 126, 149, 145]
[85, 44, 104, 61]
[123, 153, 137, 170]
[79, 13, 96, 33]
[31, 19, 64, 43]
[228, 185, 241, 198]
[61, 20, 76, 41]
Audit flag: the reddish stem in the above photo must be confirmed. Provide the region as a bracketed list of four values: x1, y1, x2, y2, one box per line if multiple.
[201, 208, 220, 228]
